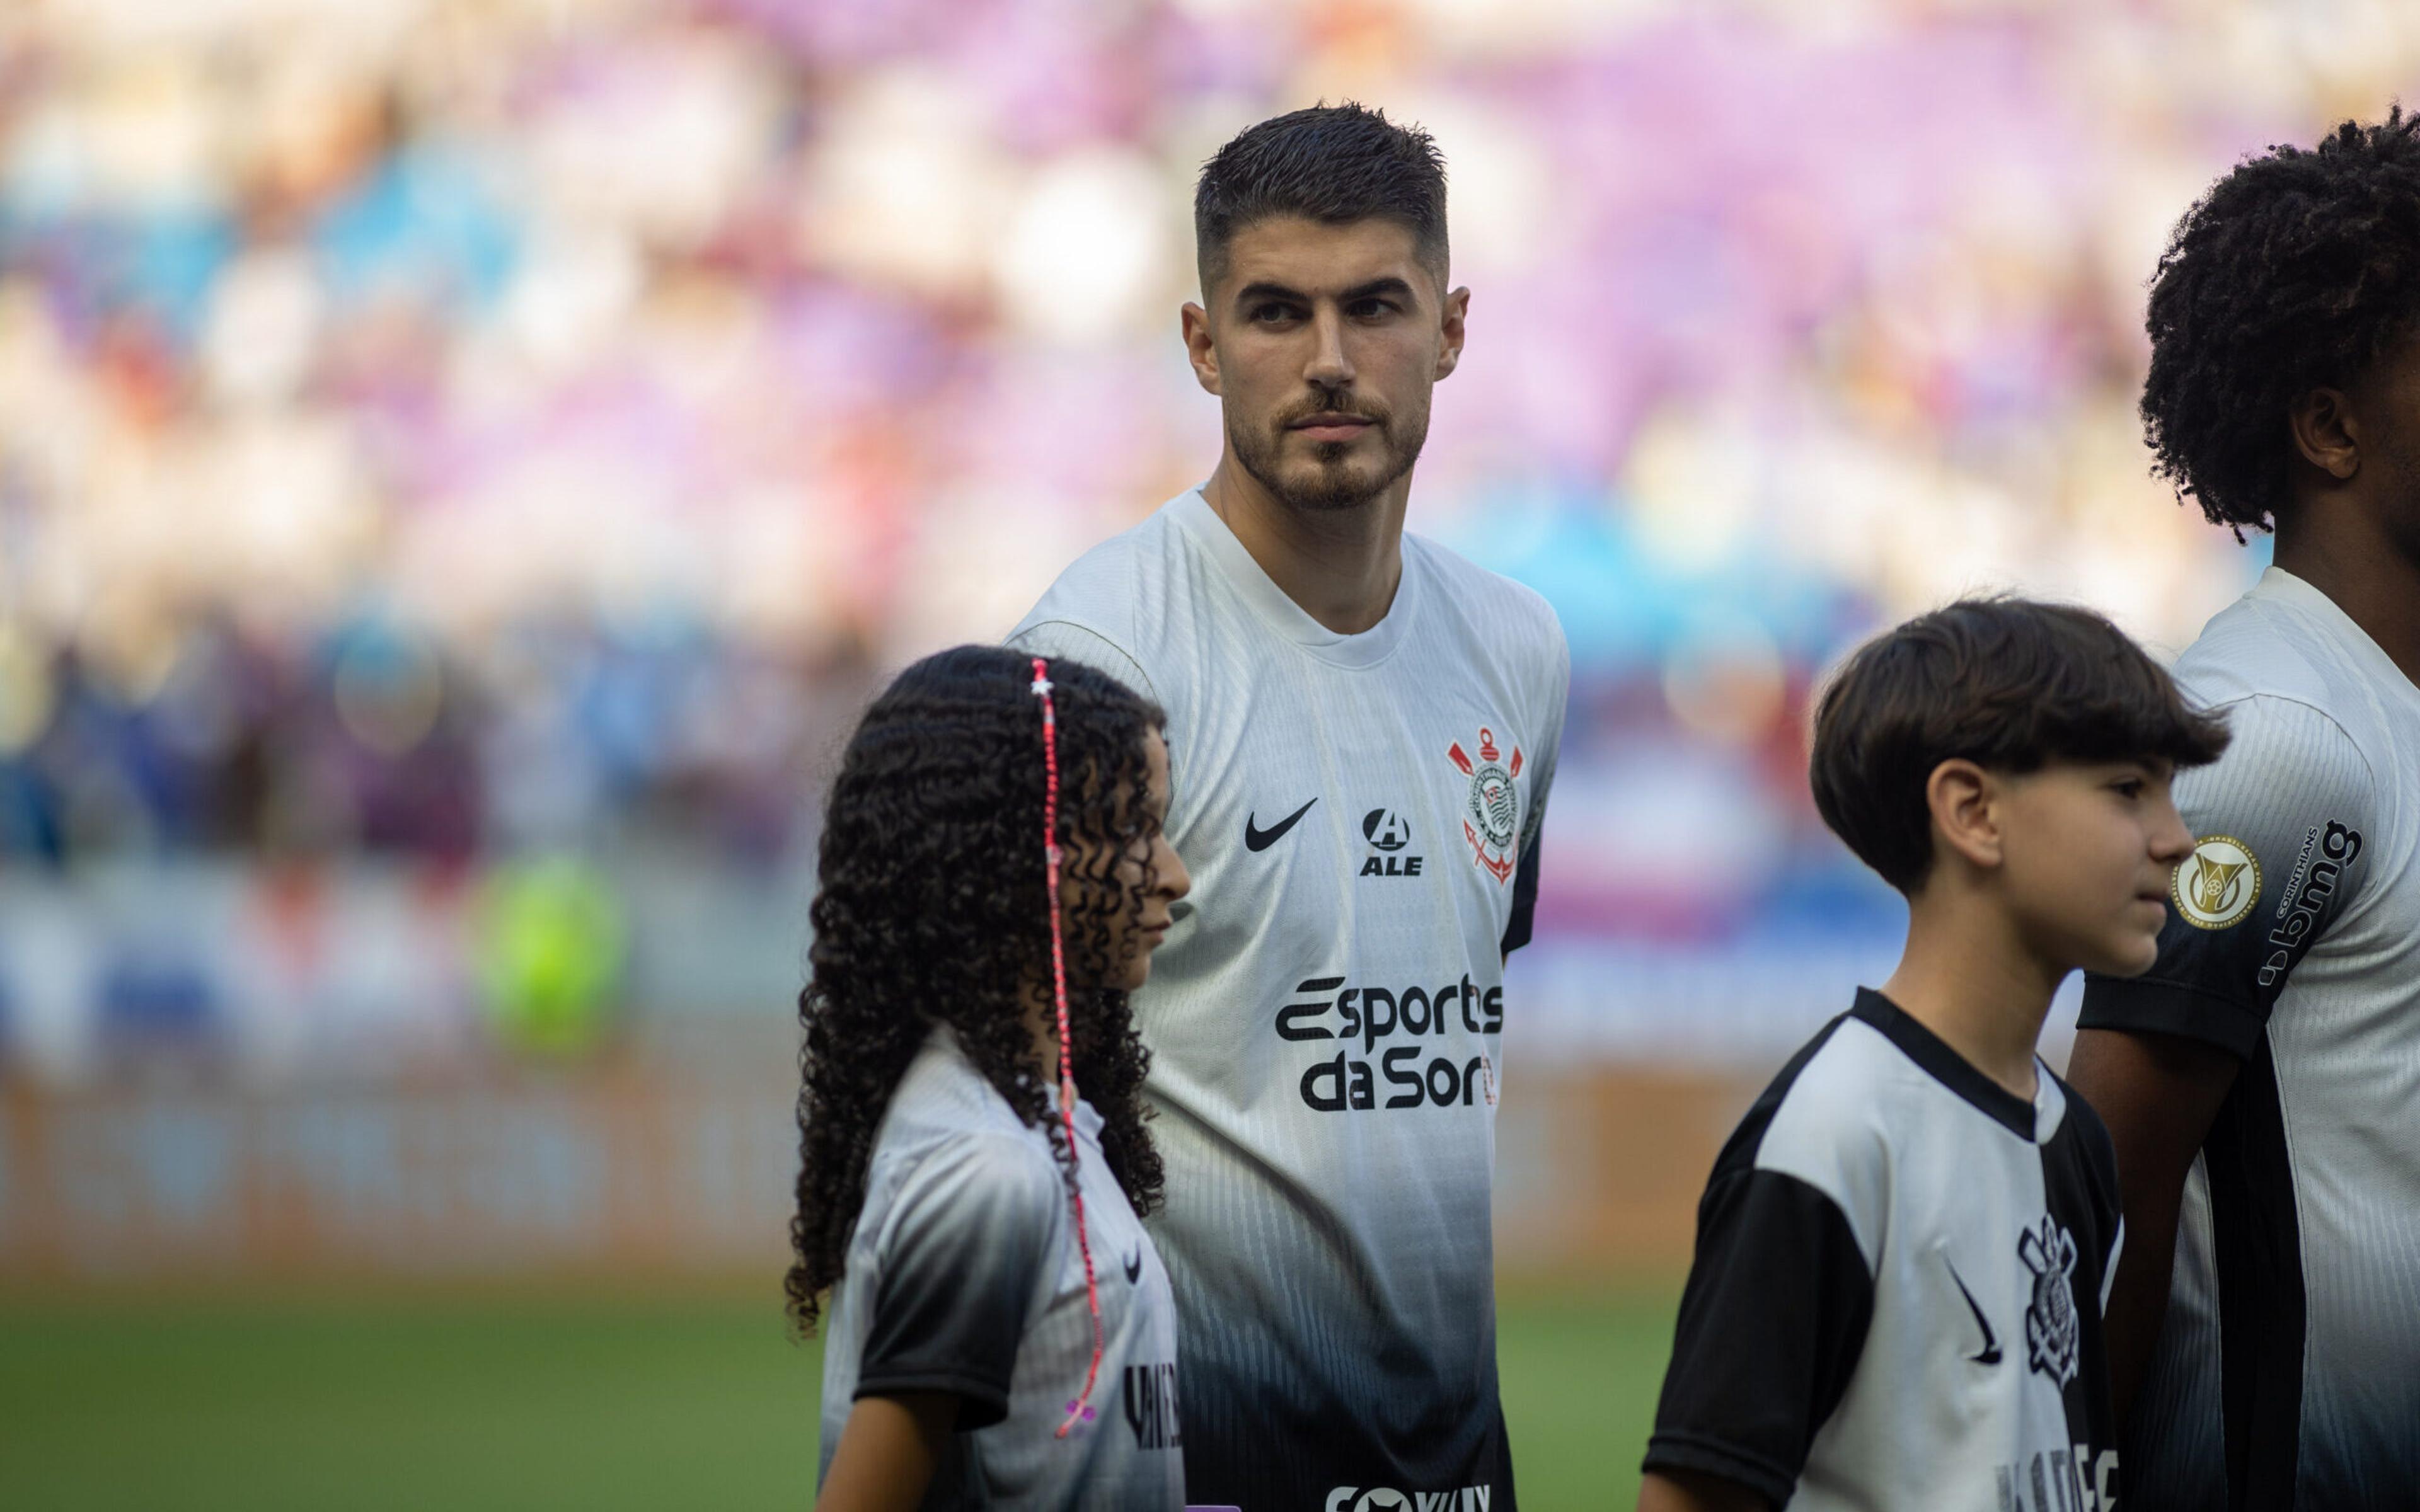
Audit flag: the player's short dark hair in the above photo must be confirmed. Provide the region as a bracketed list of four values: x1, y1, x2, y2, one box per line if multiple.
[1194, 102, 1448, 295]
[1809, 598, 2231, 894]
[2142, 108, 2420, 537]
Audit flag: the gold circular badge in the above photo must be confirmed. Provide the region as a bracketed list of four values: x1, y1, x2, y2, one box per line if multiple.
[2172, 835, 2261, 930]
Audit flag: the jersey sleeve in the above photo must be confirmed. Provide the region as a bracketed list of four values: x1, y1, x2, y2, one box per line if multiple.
[1502, 622, 1570, 957]
[1642, 1167, 1876, 1507]
[858, 1133, 1064, 1428]
[1005, 620, 1160, 709]
[2078, 694, 2377, 1059]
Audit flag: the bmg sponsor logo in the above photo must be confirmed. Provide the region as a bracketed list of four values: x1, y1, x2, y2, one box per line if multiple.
[1324, 1486, 1495, 1511]
[2259, 819, 2362, 986]
[1278, 975, 1502, 1113]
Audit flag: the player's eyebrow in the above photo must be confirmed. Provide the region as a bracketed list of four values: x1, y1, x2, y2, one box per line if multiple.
[1231, 276, 1417, 311]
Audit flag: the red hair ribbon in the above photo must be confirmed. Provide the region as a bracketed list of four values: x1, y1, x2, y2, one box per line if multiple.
[1032, 657, 1104, 1437]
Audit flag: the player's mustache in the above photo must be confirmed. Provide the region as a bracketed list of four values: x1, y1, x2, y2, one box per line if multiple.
[1273, 395, 1390, 432]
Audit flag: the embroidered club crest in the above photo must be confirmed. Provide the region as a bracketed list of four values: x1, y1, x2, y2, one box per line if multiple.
[1446, 726, 1524, 886]
[2017, 1215, 2081, 1388]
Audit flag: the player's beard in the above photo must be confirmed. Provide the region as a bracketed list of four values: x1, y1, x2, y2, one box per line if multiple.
[1228, 391, 1430, 514]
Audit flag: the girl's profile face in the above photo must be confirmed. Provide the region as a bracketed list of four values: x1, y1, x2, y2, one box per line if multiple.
[1068, 730, 1189, 992]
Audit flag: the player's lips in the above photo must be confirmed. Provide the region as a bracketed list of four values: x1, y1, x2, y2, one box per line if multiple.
[1289, 413, 1375, 443]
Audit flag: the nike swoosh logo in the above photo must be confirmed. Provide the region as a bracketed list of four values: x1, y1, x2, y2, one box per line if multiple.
[1122, 1249, 1143, 1285]
[1244, 798, 1318, 852]
[1947, 1257, 2002, 1365]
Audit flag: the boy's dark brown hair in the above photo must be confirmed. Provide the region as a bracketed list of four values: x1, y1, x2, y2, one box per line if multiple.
[1810, 598, 2231, 893]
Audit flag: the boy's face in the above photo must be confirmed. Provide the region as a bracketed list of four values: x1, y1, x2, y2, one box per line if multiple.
[1993, 759, 2196, 976]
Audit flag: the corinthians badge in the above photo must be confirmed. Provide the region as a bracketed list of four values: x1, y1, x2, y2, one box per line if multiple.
[2018, 1215, 2081, 1389]
[1447, 726, 1524, 885]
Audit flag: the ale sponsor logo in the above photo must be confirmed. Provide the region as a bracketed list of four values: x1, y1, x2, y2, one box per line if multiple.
[1359, 808, 1424, 878]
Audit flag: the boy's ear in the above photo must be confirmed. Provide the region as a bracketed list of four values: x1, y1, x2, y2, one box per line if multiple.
[1925, 758, 2003, 873]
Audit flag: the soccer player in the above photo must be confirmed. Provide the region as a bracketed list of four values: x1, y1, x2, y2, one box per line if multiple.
[1007, 105, 1569, 1509]
[789, 647, 1193, 1511]
[1639, 599, 2229, 1512]
[2066, 110, 2420, 1509]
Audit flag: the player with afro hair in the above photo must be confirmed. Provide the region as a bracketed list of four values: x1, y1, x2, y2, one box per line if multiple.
[2140, 107, 2420, 539]
[2070, 108, 2420, 1510]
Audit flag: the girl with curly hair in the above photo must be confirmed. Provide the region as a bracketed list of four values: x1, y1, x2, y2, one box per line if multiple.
[790, 645, 1192, 1511]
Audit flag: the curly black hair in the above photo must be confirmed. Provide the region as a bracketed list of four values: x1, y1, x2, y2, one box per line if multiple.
[785, 645, 1167, 1336]
[2142, 107, 2420, 537]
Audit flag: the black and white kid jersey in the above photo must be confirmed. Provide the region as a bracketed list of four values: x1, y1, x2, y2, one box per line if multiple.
[1008, 488, 1569, 1511]
[1646, 990, 2124, 1512]
[2080, 566, 2420, 1509]
[817, 1028, 1185, 1510]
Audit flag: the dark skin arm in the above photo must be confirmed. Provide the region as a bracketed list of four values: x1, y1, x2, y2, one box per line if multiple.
[2063, 1026, 2240, 1428]
[814, 1392, 957, 1512]
[1637, 1469, 1769, 1512]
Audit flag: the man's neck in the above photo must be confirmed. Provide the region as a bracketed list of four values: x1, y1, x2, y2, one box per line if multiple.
[1201, 454, 1409, 635]
[1879, 893, 2062, 1101]
[2274, 502, 2420, 687]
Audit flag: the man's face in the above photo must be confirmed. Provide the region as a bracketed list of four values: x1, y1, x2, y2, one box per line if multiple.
[1185, 216, 1466, 514]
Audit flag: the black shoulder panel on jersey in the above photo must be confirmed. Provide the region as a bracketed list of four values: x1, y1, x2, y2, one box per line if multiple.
[1645, 1167, 1876, 1508]
[857, 1141, 1056, 1430]
[2206, 1037, 2306, 1509]
[2046, 1076, 2124, 1249]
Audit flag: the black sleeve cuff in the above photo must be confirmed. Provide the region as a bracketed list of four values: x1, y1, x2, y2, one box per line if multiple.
[853, 1368, 1011, 1430]
[2077, 975, 2263, 1060]
[1643, 1431, 1792, 1509]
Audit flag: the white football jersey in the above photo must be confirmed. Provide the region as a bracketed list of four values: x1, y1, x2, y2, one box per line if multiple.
[2080, 566, 2420, 1509]
[1009, 486, 1569, 1511]
[1647, 990, 2126, 1512]
[817, 1028, 1185, 1510]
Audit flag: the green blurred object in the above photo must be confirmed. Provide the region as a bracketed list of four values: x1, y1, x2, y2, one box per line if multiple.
[475, 857, 628, 1055]
[0, 1284, 1678, 1511]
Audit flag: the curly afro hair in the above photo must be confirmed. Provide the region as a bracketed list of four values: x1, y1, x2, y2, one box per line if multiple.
[2141, 108, 2420, 538]
[785, 645, 1167, 1335]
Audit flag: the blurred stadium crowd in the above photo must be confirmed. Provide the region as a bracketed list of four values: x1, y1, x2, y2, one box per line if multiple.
[0, 0, 2412, 1103]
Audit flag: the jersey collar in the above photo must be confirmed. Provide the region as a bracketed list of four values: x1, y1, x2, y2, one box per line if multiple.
[2255, 565, 2420, 704]
[1170, 486, 1421, 670]
[1850, 988, 2055, 1142]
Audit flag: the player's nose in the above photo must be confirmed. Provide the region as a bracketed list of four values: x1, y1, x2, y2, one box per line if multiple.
[1304, 306, 1354, 386]
[1156, 836, 1192, 902]
[2148, 801, 2196, 867]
